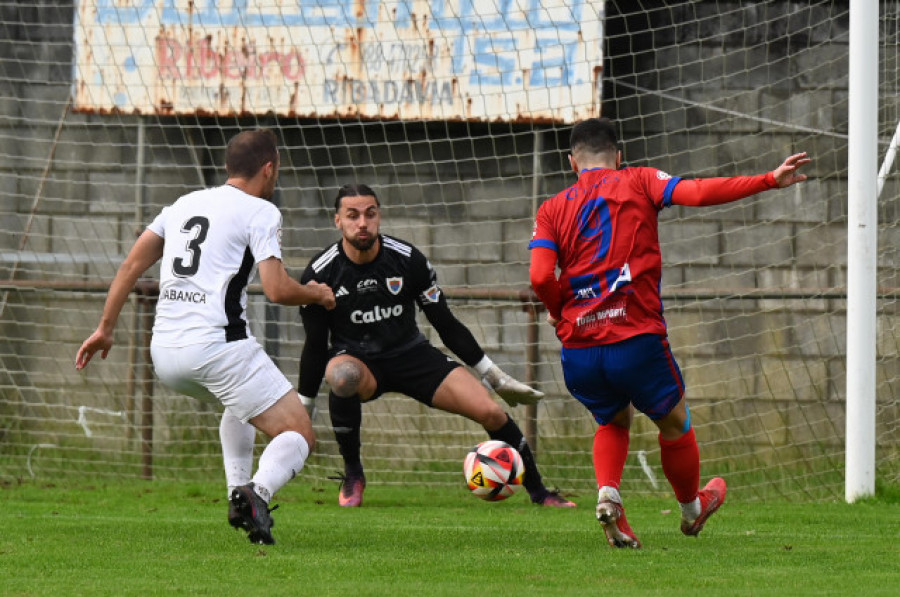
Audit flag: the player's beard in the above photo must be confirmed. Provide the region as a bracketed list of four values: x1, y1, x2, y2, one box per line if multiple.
[261, 179, 276, 200]
[348, 234, 376, 252]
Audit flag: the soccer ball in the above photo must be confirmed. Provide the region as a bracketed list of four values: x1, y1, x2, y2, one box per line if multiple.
[463, 440, 525, 501]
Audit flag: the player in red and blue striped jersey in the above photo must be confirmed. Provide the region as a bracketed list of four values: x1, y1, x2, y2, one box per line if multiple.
[529, 117, 809, 548]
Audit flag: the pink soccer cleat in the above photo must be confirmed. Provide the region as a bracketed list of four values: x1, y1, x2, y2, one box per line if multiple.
[533, 490, 577, 508]
[681, 477, 727, 537]
[338, 473, 366, 508]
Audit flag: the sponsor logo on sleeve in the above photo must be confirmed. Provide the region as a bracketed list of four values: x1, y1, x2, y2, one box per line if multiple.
[422, 284, 442, 303]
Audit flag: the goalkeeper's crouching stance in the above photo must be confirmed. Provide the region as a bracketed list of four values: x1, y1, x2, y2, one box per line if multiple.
[297, 183, 575, 509]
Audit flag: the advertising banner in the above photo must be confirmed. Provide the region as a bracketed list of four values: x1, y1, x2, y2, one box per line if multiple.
[74, 1, 604, 122]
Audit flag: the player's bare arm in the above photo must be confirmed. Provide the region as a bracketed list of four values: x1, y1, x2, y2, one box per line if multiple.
[258, 257, 336, 309]
[75, 229, 164, 370]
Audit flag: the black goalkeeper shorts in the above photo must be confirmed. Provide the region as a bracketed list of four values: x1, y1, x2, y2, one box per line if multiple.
[349, 342, 461, 406]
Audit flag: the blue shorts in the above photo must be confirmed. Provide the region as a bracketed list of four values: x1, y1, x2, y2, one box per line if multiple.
[561, 334, 685, 426]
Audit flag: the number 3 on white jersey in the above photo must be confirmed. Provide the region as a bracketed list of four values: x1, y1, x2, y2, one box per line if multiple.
[173, 216, 210, 278]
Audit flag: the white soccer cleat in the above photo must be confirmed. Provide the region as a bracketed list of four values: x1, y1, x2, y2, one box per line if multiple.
[596, 500, 641, 549]
[482, 365, 545, 406]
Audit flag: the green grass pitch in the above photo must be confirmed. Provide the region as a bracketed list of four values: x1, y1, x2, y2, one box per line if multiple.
[2, 479, 898, 597]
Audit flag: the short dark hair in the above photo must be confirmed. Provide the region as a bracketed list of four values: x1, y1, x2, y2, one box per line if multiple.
[570, 118, 619, 156]
[334, 183, 380, 212]
[225, 129, 278, 179]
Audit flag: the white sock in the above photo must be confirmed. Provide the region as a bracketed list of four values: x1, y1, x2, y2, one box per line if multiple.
[219, 408, 256, 498]
[252, 431, 310, 502]
[680, 497, 701, 521]
[474, 355, 494, 376]
[598, 486, 622, 504]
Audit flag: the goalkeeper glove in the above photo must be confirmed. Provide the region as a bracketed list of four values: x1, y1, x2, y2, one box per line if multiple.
[481, 365, 544, 406]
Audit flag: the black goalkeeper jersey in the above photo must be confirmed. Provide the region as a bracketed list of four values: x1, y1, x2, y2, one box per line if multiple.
[297, 234, 485, 398]
[300, 235, 439, 358]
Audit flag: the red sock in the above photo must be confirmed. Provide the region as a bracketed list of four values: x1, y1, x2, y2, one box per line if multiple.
[592, 424, 630, 489]
[659, 427, 700, 503]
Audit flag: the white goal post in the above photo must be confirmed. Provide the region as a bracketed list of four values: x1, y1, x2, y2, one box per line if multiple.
[846, 0, 878, 503]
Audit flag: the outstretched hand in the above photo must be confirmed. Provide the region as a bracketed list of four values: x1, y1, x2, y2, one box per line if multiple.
[772, 152, 811, 188]
[75, 328, 114, 370]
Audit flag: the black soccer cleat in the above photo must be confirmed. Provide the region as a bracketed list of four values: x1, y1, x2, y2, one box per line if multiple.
[229, 483, 278, 545]
[228, 496, 250, 531]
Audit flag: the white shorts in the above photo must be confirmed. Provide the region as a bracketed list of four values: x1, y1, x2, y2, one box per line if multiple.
[150, 338, 293, 423]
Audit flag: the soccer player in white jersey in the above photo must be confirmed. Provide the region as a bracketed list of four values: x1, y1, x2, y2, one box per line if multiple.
[75, 129, 335, 545]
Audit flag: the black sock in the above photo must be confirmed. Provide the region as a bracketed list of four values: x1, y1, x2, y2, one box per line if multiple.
[329, 391, 364, 477]
[487, 414, 547, 500]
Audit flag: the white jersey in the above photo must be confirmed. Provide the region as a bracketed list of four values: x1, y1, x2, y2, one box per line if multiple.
[147, 184, 283, 347]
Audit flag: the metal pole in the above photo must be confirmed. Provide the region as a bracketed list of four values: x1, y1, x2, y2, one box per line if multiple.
[522, 293, 542, 455]
[531, 129, 543, 216]
[138, 281, 158, 480]
[127, 117, 147, 438]
[525, 129, 544, 453]
[846, 0, 878, 502]
[876, 119, 900, 198]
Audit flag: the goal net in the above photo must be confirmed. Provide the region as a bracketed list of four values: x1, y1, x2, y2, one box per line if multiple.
[1, 1, 897, 503]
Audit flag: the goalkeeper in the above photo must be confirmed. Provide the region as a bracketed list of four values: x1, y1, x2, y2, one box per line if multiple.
[298, 183, 574, 509]
[529, 117, 810, 548]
